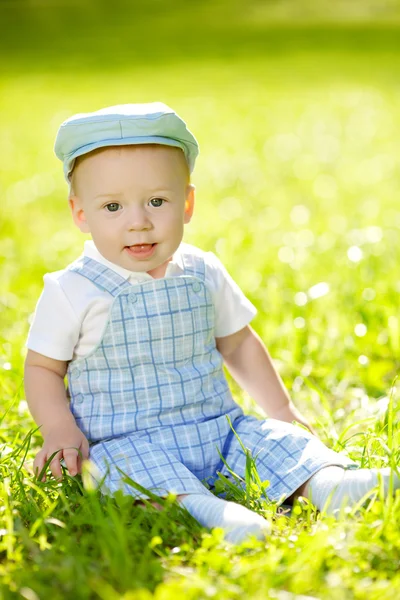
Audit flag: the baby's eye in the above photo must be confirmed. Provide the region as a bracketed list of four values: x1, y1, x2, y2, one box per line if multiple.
[105, 203, 121, 212]
[149, 198, 165, 208]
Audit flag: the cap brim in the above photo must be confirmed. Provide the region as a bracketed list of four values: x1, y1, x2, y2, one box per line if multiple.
[64, 135, 192, 181]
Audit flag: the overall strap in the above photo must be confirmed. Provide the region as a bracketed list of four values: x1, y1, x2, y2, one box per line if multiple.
[67, 256, 131, 297]
[179, 247, 206, 281]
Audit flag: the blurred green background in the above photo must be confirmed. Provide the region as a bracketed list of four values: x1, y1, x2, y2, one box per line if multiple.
[1, 0, 400, 437]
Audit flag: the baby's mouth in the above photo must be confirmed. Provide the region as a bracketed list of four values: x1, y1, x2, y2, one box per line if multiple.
[125, 243, 157, 258]
[129, 243, 154, 250]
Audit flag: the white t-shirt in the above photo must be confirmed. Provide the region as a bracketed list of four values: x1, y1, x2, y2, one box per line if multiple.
[26, 241, 257, 362]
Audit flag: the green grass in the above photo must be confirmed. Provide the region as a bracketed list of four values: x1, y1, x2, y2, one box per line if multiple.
[2, 3, 400, 597]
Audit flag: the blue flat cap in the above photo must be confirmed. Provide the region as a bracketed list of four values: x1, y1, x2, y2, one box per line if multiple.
[54, 102, 199, 181]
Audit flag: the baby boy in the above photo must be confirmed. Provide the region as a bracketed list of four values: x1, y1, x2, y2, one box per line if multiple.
[24, 103, 399, 543]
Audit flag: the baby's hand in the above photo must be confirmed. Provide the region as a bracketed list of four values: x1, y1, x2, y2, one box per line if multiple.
[33, 424, 89, 482]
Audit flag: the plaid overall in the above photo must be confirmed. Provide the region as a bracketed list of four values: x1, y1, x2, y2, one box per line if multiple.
[66, 245, 349, 501]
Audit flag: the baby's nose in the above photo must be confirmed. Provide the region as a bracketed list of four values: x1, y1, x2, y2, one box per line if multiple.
[127, 206, 152, 230]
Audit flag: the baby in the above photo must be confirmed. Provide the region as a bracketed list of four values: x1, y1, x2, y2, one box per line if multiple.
[25, 103, 399, 543]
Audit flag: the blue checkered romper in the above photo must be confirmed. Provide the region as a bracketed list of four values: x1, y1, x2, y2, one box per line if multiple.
[66, 246, 348, 502]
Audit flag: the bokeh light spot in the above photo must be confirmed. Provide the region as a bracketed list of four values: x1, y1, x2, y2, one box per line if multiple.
[308, 282, 330, 300]
[294, 317, 306, 329]
[290, 205, 310, 226]
[347, 246, 363, 262]
[354, 323, 367, 337]
[278, 246, 295, 263]
[294, 292, 308, 306]
[362, 288, 376, 301]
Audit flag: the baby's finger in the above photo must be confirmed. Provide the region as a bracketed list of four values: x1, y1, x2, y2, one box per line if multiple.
[81, 437, 90, 460]
[33, 450, 47, 482]
[49, 450, 64, 480]
[63, 447, 79, 477]
[76, 445, 89, 473]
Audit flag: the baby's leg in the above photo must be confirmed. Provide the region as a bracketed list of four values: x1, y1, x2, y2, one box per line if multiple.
[219, 416, 400, 517]
[178, 494, 270, 543]
[137, 493, 270, 543]
[90, 435, 269, 543]
[298, 467, 400, 515]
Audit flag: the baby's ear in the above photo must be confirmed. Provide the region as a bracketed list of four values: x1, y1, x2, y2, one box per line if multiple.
[184, 184, 195, 224]
[69, 196, 90, 233]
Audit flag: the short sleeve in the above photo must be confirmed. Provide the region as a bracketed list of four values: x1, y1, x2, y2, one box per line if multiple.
[26, 272, 81, 361]
[204, 252, 257, 338]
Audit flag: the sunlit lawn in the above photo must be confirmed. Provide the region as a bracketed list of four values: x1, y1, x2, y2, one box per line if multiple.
[1, 14, 400, 598]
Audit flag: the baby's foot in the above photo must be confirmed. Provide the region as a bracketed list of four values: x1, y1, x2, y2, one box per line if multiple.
[181, 493, 270, 543]
[307, 466, 400, 515]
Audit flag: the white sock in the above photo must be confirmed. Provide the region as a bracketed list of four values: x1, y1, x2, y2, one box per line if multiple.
[307, 466, 400, 515]
[180, 493, 270, 543]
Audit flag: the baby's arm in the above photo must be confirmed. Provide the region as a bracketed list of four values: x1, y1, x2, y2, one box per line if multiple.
[24, 349, 89, 480]
[216, 325, 315, 434]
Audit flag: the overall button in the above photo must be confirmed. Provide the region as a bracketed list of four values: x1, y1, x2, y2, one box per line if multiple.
[74, 394, 84, 404]
[192, 281, 202, 293]
[128, 290, 138, 303]
[70, 368, 81, 380]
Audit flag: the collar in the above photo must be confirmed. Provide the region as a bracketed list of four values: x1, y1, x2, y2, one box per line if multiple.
[83, 240, 185, 281]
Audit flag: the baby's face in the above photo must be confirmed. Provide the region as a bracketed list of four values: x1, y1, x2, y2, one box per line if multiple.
[69, 145, 194, 277]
